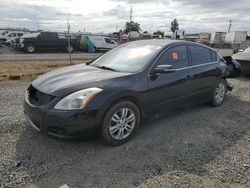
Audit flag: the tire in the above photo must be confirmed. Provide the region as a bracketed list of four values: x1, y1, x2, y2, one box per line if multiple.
[211, 79, 227, 106]
[25, 43, 35, 53]
[101, 100, 140, 146]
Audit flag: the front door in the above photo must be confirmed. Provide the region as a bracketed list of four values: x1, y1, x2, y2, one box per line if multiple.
[147, 44, 194, 115]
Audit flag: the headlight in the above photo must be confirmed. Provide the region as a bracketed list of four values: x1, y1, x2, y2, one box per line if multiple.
[54, 87, 102, 110]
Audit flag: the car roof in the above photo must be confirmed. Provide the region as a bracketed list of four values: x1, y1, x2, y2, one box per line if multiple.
[129, 39, 214, 51]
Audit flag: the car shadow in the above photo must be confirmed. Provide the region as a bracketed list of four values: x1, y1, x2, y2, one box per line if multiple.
[15, 94, 250, 188]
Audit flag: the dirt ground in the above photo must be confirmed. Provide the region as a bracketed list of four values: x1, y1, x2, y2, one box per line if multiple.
[0, 78, 249, 188]
[0, 60, 84, 81]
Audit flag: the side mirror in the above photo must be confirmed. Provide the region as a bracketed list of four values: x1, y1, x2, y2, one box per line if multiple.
[153, 65, 176, 74]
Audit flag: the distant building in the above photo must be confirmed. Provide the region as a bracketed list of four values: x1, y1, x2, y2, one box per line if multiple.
[210, 32, 226, 44]
[185, 33, 200, 42]
[173, 30, 185, 39]
[225, 31, 247, 44]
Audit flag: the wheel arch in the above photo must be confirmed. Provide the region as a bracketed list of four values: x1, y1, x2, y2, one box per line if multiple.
[101, 92, 146, 125]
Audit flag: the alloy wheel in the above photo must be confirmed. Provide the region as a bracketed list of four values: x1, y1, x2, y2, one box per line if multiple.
[215, 83, 225, 103]
[108, 108, 136, 140]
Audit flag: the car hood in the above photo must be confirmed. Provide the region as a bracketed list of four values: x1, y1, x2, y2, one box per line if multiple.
[32, 64, 132, 96]
[232, 52, 250, 61]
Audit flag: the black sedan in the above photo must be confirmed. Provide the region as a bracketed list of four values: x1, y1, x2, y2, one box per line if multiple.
[24, 40, 232, 146]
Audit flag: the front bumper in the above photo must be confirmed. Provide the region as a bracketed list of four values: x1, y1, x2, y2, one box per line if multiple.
[236, 60, 250, 74]
[23, 99, 104, 139]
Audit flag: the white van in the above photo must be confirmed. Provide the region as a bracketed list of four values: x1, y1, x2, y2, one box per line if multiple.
[81, 35, 118, 51]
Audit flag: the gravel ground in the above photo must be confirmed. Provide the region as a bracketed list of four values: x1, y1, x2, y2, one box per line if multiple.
[0, 78, 249, 188]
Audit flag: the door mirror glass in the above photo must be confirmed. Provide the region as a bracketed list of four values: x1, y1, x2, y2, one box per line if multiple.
[153, 64, 175, 74]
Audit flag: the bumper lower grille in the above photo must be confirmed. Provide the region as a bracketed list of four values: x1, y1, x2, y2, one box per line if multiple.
[27, 85, 54, 106]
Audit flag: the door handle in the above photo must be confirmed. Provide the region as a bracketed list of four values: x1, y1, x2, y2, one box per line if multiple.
[185, 75, 193, 80]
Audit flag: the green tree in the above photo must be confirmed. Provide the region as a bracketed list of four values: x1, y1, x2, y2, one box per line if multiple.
[153, 30, 165, 36]
[170, 18, 179, 33]
[124, 21, 141, 34]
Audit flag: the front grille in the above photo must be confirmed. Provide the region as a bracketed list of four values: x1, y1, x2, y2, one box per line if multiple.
[237, 60, 250, 67]
[27, 85, 54, 106]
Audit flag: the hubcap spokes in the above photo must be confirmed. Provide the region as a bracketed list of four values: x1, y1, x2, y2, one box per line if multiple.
[109, 108, 136, 140]
[215, 83, 225, 103]
[28, 46, 34, 52]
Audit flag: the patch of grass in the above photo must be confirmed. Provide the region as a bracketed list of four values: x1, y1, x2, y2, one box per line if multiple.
[22, 74, 38, 81]
[0, 60, 84, 82]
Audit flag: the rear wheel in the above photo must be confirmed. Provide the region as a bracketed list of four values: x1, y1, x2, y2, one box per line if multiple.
[211, 80, 227, 106]
[25, 43, 35, 53]
[101, 100, 140, 146]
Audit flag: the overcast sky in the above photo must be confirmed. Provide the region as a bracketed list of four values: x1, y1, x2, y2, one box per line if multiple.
[0, 0, 249, 34]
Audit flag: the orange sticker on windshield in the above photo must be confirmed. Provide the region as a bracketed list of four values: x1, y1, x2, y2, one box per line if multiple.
[172, 52, 178, 60]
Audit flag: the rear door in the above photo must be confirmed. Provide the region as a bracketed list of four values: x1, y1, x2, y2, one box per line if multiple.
[39, 32, 58, 50]
[188, 44, 221, 99]
[147, 44, 194, 114]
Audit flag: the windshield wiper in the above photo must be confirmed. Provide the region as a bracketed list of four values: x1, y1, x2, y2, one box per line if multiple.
[95, 65, 119, 72]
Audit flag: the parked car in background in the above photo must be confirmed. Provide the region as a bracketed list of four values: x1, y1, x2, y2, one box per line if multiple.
[24, 40, 235, 146]
[0, 30, 9, 36]
[80, 35, 118, 52]
[0, 31, 25, 43]
[16, 32, 80, 53]
[232, 46, 250, 76]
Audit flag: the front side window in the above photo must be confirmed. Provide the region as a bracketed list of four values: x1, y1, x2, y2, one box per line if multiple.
[17, 33, 23, 37]
[157, 45, 189, 69]
[105, 38, 112, 44]
[210, 50, 218, 62]
[190, 45, 212, 65]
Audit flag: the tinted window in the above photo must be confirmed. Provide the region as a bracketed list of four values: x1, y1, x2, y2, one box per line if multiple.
[190, 45, 212, 65]
[40, 32, 58, 40]
[210, 50, 218, 62]
[8, 33, 17, 37]
[17, 33, 23, 37]
[157, 45, 189, 69]
[105, 38, 112, 44]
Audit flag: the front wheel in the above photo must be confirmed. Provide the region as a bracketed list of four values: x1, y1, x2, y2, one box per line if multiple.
[25, 43, 35, 53]
[101, 100, 140, 146]
[211, 80, 227, 106]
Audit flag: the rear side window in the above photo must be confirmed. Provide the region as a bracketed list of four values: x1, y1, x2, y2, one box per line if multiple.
[189, 45, 212, 65]
[210, 50, 218, 62]
[157, 45, 189, 69]
[40, 32, 58, 40]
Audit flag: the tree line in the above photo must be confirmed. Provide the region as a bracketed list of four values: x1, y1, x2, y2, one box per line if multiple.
[121, 18, 179, 36]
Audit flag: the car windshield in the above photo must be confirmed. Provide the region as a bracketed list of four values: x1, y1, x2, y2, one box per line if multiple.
[244, 47, 250, 53]
[91, 43, 162, 72]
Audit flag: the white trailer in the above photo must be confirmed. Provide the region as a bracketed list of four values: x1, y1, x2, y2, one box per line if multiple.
[210, 32, 226, 44]
[225, 31, 247, 44]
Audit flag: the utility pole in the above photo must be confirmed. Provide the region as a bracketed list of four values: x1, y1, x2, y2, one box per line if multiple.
[129, 6, 133, 23]
[67, 18, 72, 65]
[228, 20, 232, 33]
[36, 22, 40, 31]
